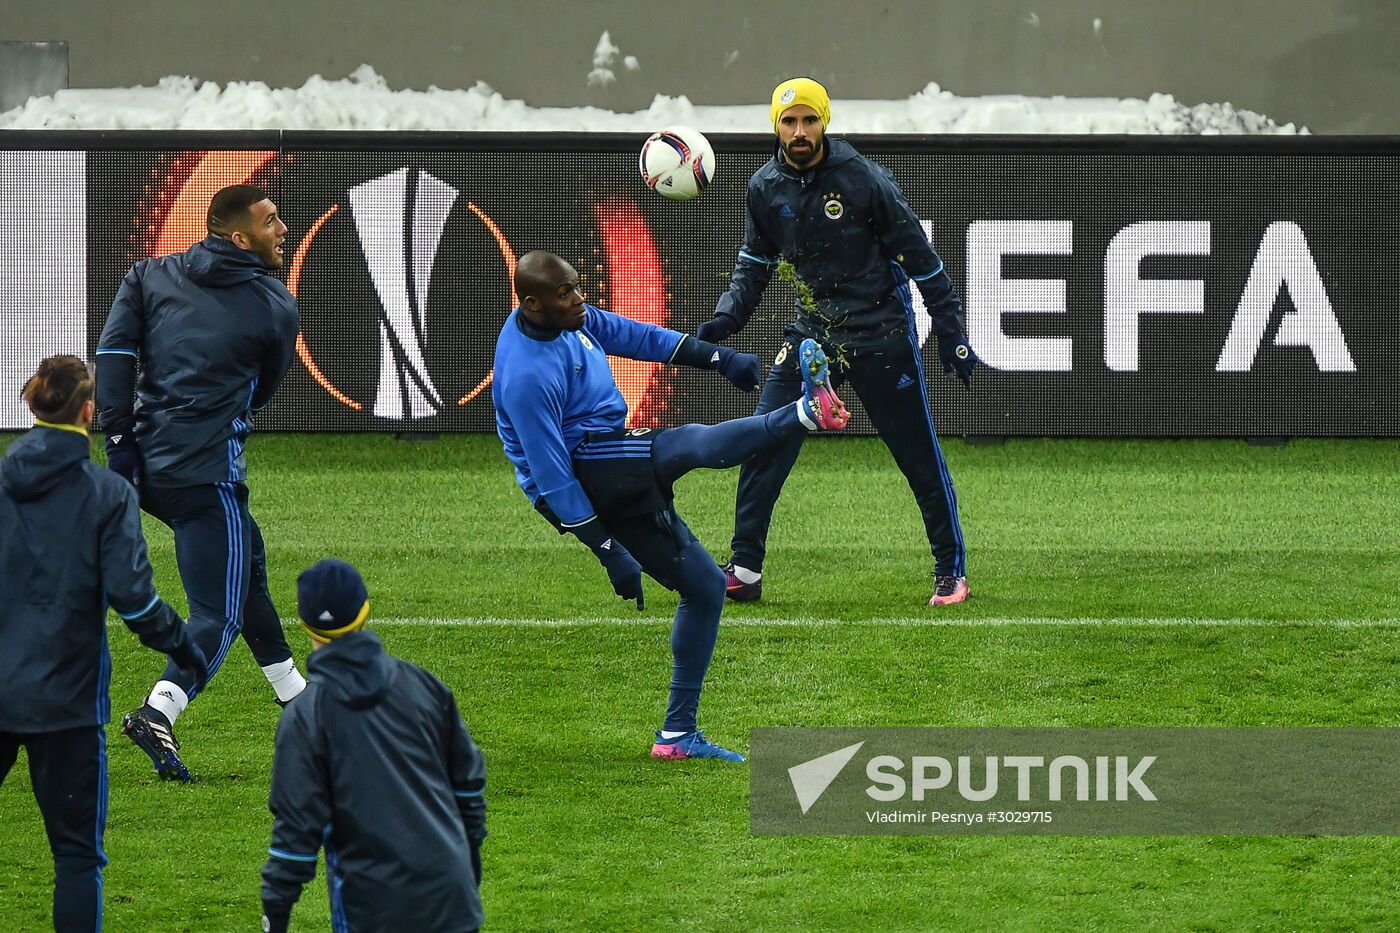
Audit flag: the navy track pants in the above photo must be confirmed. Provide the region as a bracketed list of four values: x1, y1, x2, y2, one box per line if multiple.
[1, 726, 108, 931]
[141, 482, 293, 701]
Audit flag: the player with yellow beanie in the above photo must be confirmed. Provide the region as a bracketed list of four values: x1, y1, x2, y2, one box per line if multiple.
[697, 76, 982, 608]
[767, 77, 833, 170]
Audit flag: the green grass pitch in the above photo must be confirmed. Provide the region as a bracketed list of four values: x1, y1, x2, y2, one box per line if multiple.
[1, 433, 1398, 930]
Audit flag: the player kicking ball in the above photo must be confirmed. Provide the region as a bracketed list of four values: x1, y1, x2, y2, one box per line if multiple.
[493, 250, 846, 762]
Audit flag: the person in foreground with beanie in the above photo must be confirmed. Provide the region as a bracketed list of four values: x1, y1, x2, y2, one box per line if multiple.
[0, 355, 206, 932]
[697, 76, 981, 608]
[260, 559, 486, 933]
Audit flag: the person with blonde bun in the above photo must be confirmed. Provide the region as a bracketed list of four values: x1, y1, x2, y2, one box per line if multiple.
[0, 354, 205, 932]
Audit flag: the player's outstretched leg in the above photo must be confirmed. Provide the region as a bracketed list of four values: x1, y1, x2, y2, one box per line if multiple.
[651, 350, 849, 491]
[648, 339, 849, 608]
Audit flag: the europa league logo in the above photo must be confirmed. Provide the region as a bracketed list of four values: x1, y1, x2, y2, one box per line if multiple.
[288, 167, 516, 419]
[145, 151, 675, 426]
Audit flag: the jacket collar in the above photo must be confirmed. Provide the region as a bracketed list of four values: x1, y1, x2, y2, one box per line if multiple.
[514, 308, 565, 342]
[33, 419, 89, 438]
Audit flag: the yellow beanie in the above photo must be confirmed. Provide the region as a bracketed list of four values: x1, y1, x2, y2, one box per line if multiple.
[770, 77, 831, 132]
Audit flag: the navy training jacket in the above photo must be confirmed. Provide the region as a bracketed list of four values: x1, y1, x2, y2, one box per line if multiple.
[716, 137, 965, 354]
[96, 236, 299, 487]
[261, 630, 486, 932]
[0, 425, 190, 732]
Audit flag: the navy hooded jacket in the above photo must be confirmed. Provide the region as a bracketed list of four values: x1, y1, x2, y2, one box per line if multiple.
[261, 629, 486, 932]
[0, 425, 189, 732]
[95, 235, 299, 487]
[715, 137, 966, 354]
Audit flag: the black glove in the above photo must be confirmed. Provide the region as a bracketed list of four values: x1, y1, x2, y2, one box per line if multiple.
[714, 346, 761, 392]
[937, 333, 980, 389]
[105, 431, 143, 487]
[169, 638, 209, 693]
[567, 515, 645, 610]
[261, 906, 290, 933]
[696, 315, 737, 343]
[470, 838, 483, 885]
[597, 541, 645, 610]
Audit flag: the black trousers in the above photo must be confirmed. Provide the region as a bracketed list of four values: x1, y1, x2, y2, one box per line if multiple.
[1, 726, 108, 931]
[731, 327, 967, 577]
[141, 482, 293, 700]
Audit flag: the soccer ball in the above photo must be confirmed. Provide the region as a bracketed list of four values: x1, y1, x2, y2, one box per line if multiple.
[639, 126, 716, 201]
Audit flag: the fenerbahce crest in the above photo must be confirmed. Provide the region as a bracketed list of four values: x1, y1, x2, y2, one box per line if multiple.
[137, 154, 675, 425]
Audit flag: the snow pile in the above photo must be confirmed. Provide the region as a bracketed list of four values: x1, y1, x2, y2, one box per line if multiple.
[587, 31, 641, 88]
[0, 64, 1304, 134]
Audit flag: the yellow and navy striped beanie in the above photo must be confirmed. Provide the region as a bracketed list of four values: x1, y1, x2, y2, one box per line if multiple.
[770, 77, 832, 132]
[297, 559, 371, 644]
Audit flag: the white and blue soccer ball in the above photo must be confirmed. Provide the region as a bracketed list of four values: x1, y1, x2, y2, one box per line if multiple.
[639, 126, 716, 201]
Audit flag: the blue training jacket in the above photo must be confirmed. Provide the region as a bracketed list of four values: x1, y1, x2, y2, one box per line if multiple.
[0, 425, 189, 732]
[715, 137, 966, 353]
[492, 304, 683, 527]
[96, 236, 299, 487]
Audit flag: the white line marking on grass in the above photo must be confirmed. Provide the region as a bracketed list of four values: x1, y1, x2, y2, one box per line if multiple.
[354, 616, 1400, 628]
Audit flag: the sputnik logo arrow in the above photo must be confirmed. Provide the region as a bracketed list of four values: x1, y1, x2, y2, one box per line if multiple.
[788, 741, 865, 815]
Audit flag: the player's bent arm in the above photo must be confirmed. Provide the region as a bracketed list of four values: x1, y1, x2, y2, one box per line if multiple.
[714, 252, 778, 332]
[712, 188, 781, 333]
[501, 376, 595, 526]
[670, 336, 762, 392]
[587, 314, 761, 391]
[252, 304, 300, 412]
[868, 168, 966, 336]
[584, 305, 684, 361]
